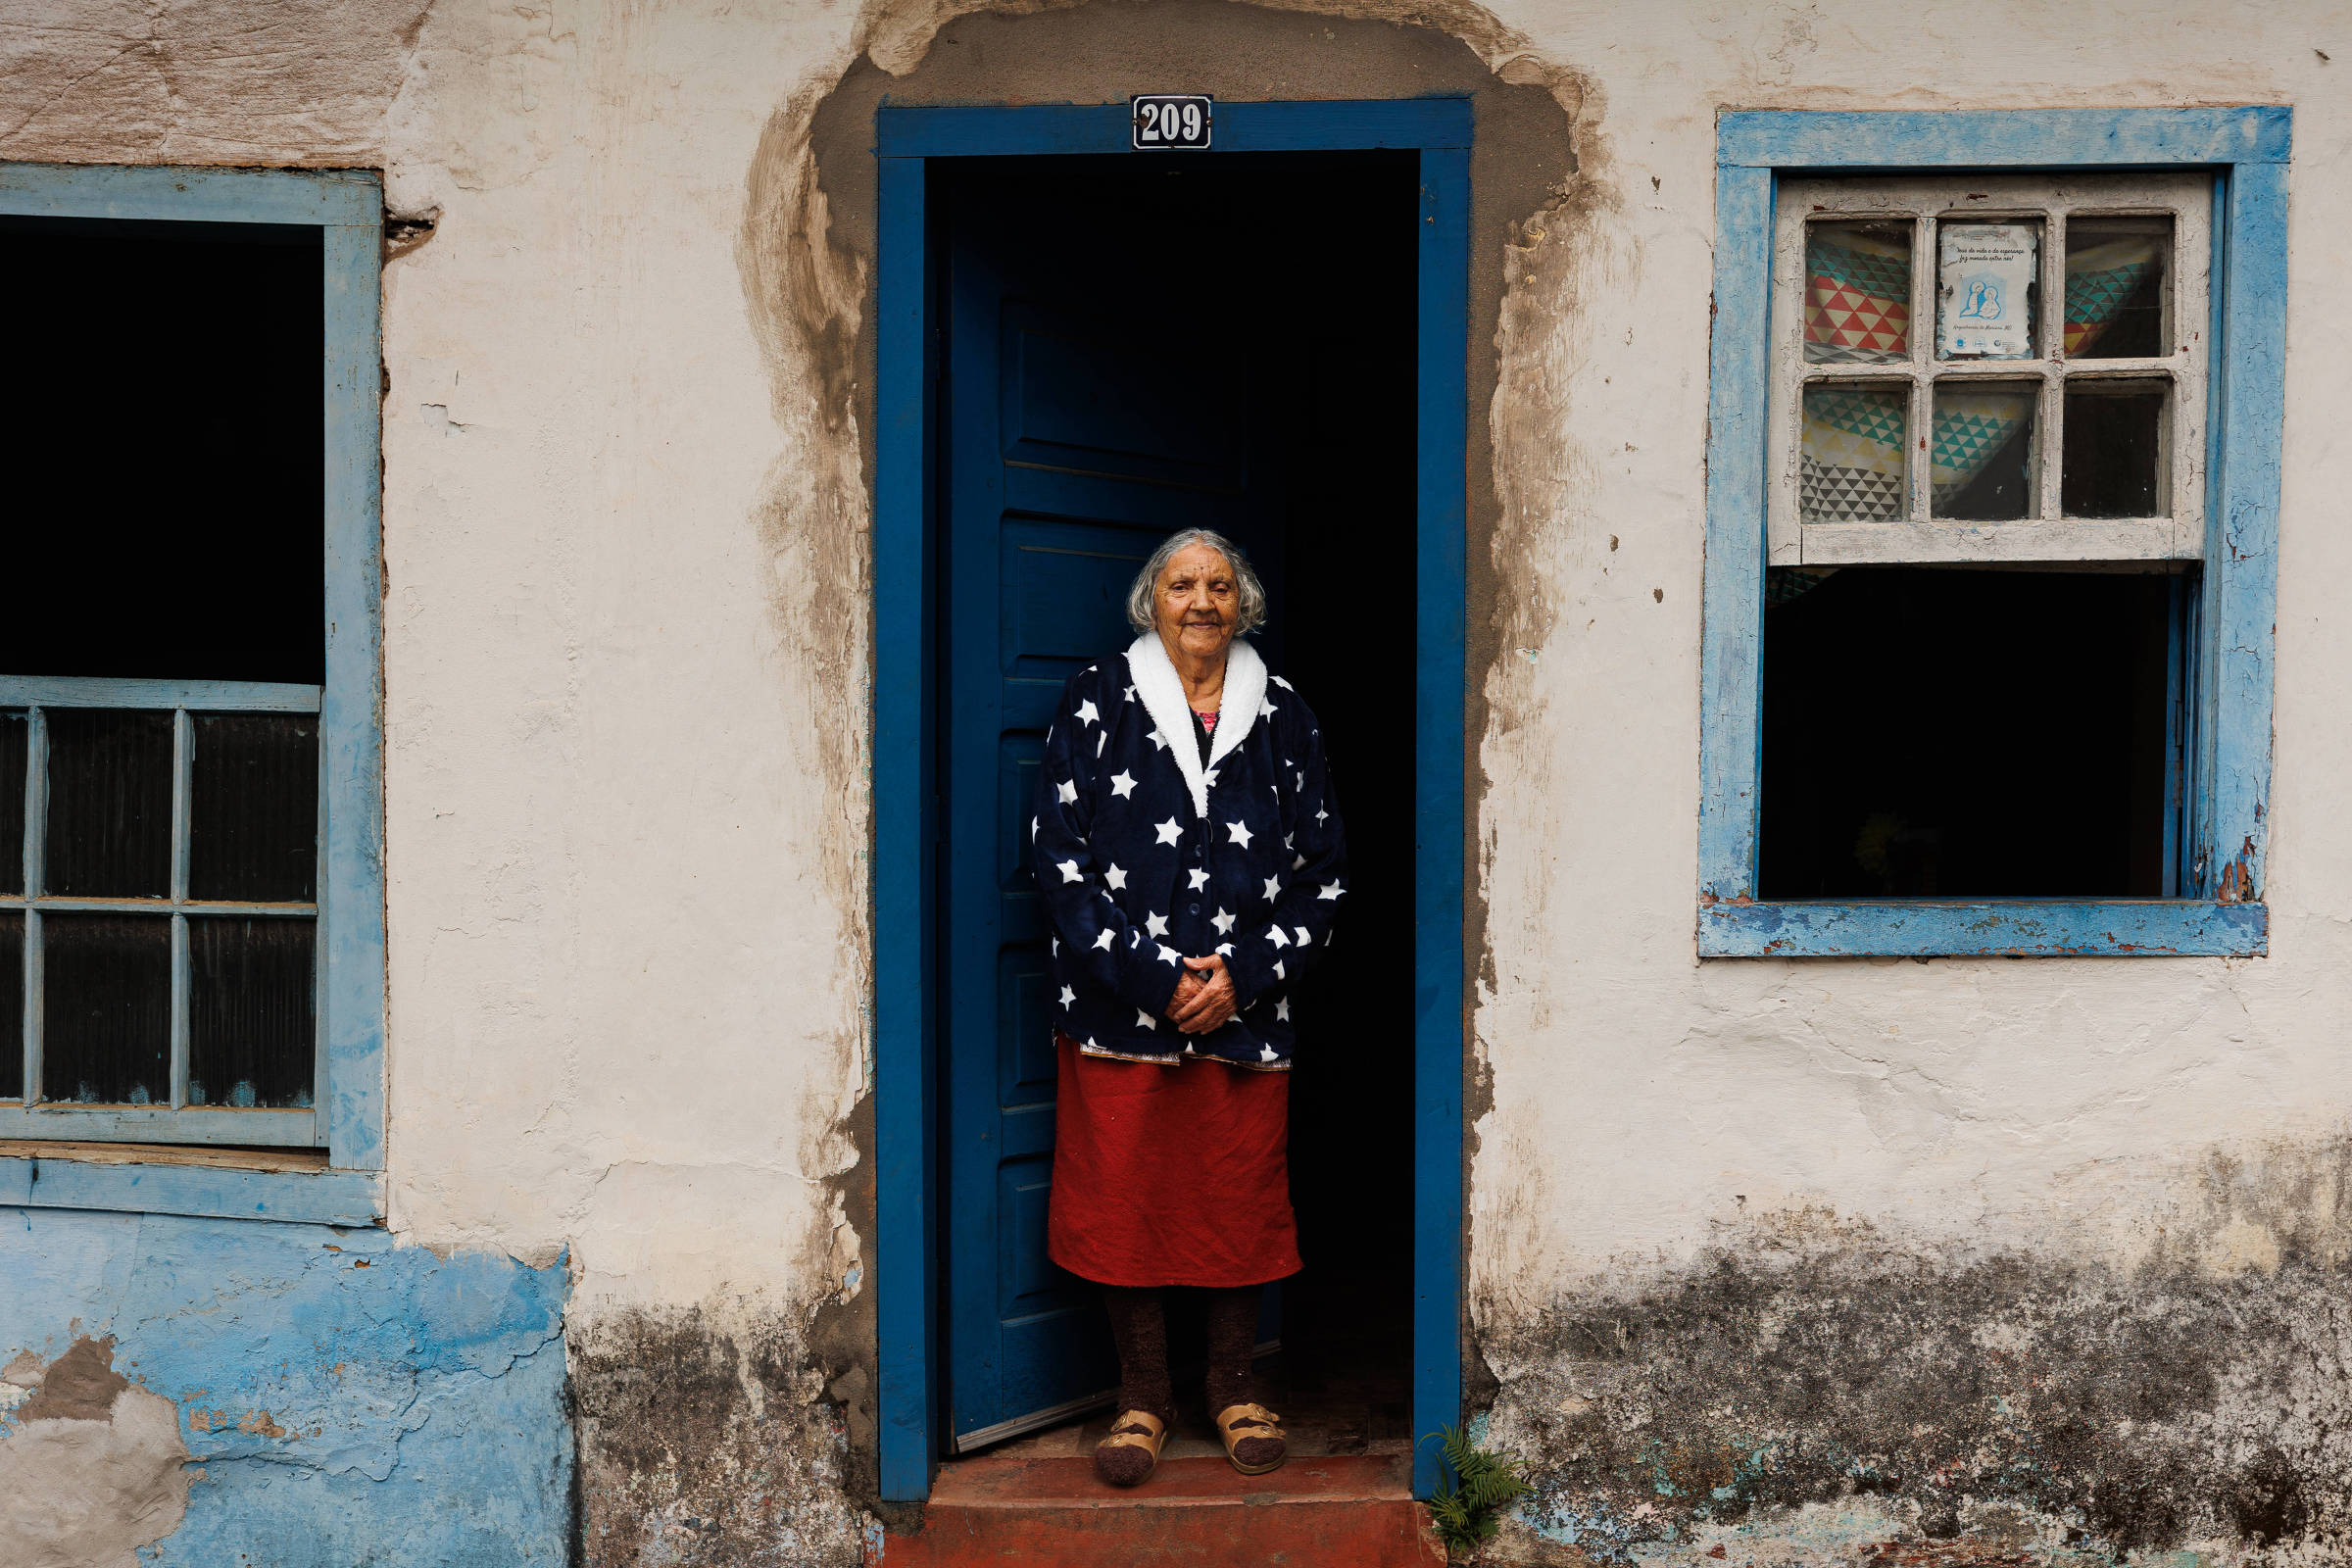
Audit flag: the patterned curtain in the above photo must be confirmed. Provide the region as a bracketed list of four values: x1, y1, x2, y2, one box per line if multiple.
[1797, 227, 2163, 521]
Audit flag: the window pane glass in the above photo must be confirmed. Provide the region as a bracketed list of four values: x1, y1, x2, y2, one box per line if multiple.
[45, 709, 172, 898]
[0, 711, 23, 898]
[1937, 220, 2040, 361]
[191, 715, 318, 903]
[2064, 382, 2169, 518]
[43, 912, 170, 1103]
[2066, 218, 2169, 359]
[1805, 221, 1911, 365]
[189, 917, 314, 1109]
[1932, 382, 2038, 520]
[1800, 385, 1908, 521]
[0, 913, 20, 1101]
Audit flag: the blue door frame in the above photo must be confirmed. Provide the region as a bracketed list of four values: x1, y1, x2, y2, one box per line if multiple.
[873, 96, 1471, 1502]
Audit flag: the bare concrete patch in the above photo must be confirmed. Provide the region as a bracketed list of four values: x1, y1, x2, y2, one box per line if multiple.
[0, 1338, 192, 1568]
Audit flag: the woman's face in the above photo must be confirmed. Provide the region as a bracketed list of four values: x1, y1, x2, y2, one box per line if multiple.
[1153, 543, 1241, 664]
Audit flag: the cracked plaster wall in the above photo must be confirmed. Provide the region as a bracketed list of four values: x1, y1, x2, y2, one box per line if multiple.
[6, 0, 2352, 1563]
[0, 1210, 568, 1565]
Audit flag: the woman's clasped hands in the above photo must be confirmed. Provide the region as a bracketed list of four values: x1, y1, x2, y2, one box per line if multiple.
[1166, 954, 1239, 1034]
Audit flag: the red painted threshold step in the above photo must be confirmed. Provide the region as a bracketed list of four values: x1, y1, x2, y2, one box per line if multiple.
[878, 1453, 1446, 1567]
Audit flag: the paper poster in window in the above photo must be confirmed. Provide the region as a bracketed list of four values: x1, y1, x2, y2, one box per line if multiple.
[1938, 223, 2036, 359]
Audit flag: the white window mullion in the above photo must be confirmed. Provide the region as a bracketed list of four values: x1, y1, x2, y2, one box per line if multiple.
[2037, 207, 2068, 521]
[1909, 210, 1936, 524]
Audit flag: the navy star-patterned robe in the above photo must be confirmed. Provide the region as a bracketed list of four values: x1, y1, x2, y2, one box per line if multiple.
[1031, 632, 1348, 1070]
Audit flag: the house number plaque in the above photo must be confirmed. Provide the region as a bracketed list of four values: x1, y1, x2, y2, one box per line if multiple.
[1132, 95, 1212, 150]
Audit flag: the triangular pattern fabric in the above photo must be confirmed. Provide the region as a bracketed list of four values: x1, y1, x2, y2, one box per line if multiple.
[1805, 227, 1911, 365]
[2063, 236, 2163, 356]
[1929, 389, 2034, 504]
[1799, 385, 1907, 520]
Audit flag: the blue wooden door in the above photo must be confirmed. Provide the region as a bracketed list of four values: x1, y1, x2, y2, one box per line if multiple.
[940, 163, 1287, 1448]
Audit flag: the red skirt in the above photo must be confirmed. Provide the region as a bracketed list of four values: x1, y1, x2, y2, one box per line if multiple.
[1047, 1032, 1301, 1288]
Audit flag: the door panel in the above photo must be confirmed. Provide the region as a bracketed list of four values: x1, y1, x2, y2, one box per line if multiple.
[940, 165, 1289, 1447]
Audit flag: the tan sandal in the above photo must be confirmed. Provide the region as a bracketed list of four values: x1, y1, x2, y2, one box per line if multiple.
[1093, 1409, 1167, 1488]
[1213, 1402, 1287, 1475]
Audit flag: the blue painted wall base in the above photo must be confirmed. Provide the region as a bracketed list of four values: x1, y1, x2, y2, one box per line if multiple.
[1, 1207, 571, 1565]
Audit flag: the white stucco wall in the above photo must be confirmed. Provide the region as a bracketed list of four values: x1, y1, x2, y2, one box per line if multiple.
[6, 0, 2351, 1555]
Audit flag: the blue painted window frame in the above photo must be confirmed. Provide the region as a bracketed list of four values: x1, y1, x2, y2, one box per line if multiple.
[871, 98, 1469, 1502]
[1697, 109, 2288, 958]
[0, 163, 386, 1226]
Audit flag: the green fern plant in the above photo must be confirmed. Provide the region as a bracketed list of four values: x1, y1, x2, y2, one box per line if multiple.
[1424, 1425, 1533, 1556]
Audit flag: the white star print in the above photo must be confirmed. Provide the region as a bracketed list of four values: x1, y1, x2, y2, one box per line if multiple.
[1267, 927, 1290, 949]
[1095, 929, 1115, 951]
[1085, 1037, 1099, 1050]
[1274, 998, 1291, 1022]
[1295, 926, 1312, 947]
[1135, 1010, 1157, 1031]
[1144, 911, 1169, 939]
[1057, 859, 1083, 883]
[1131, 929, 1143, 949]
[1155, 944, 1183, 966]
[1124, 685, 1137, 703]
[1319, 881, 1344, 901]
[1076, 700, 1100, 726]
[1211, 907, 1235, 934]
[1293, 855, 1306, 870]
[1031, 816, 1039, 841]
[1052, 937, 1059, 956]
[1261, 1044, 1280, 1061]
[1272, 959, 1285, 980]
[1272, 676, 1293, 691]
[1216, 942, 1235, 957]
[1226, 820, 1253, 848]
[1154, 818, 1182, 846]
[1097, 733, 1106, 758]
[1059, 986, 1075, 1009]
[1296, 770, 1305, 790]
[1109, 770, 1137, 799]
[1187, 868, 1209, 890]
[1259, 698, 1278, 719]
[1056, 779, 1077, 805]
[1104, 863, 1128, 890]
[1315, 805, 1329, 824]
[1147, 729, 1168, 751]
[1261, 875, 1283, 901]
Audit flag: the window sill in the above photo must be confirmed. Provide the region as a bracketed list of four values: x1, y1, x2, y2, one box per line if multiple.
[1697, 899, 2267, 958]
[0, 1140, 380, 1226]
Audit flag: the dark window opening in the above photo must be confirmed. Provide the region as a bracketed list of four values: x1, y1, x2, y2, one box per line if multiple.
[0, 216, 323, 685]
[1761, 567, 2180, 899]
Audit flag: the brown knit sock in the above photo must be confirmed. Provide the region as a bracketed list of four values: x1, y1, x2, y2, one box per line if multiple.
[1205, 1286, 1284, 1470]
[1097, 1287, 1173, 1487]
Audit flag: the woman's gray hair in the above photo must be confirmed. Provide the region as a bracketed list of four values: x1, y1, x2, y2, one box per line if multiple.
[1124, 528, 1268, 637]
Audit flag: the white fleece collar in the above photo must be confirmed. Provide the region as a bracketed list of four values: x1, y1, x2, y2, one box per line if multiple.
[1125, 632, 1268, 818]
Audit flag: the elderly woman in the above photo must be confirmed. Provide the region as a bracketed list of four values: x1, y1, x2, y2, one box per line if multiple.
[1030, 527, 1348, 1489]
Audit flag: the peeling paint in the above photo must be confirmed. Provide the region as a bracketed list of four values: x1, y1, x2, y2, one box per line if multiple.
[0, 1210, 570, 1566]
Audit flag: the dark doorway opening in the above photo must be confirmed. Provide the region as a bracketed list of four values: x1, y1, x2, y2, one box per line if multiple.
[935, 150, 1417, 1457]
